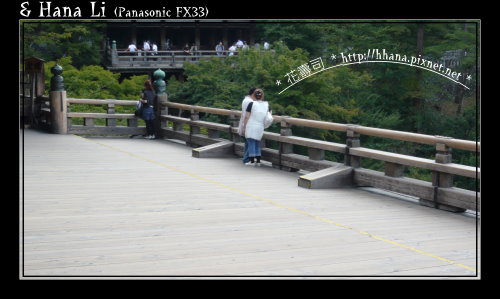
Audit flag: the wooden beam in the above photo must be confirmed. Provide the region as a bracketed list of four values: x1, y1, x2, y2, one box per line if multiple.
[353, 168, 477, 211]
[298, 164, 353, 189]
[192, 140, 235, 158]
[349, 147, 479, 178]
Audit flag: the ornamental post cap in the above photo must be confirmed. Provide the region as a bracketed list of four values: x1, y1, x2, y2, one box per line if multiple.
[153, 68, 166, 80]
[51, 64, 63, 75]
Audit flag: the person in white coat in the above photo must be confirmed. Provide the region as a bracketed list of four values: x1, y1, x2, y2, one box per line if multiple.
[238, 87, 257, 164]
[242, 89, 271, 167]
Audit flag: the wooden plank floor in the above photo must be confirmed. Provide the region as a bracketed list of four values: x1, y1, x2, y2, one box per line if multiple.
[21, 129, 480, 278]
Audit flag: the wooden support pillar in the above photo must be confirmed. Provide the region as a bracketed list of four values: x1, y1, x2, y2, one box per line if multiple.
[186, 109, 200, 147]
[249, 24, 256, 45]
[190, 110, 200, 134]
[274, 116, 298, 172]
[160, 26, 166, 50]
[345, 125, 361, 168]
[49, 64, 67, 134]
[131, 24, 137, 45]
[195, 26, 200, 49]
[279, 116, 293, 154]
[156, 93, 168, 135]
[419, 137, 465, 213]
[228, 110, 240, 142]
[223, 26, 228, 49]
[49, 90, 68, 134]
[433, 141, 454, 188]
[208, 29, 215, 49]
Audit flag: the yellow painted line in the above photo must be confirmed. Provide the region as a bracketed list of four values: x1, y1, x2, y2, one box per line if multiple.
[76, 135, 478, 274]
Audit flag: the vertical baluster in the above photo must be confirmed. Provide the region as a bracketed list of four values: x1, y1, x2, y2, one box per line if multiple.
[345, 124, 360, 168]
[106, 103, 116, 127]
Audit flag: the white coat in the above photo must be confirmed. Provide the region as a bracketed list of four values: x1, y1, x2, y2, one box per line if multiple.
[245, 101, 269, 141]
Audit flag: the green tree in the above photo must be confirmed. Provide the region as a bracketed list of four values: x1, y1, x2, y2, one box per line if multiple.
[167, 42, 373, 145]
[23, 22, 106, 68]
[44, 56, 147, 101]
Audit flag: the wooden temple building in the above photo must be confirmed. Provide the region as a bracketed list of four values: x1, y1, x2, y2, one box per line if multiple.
[104, 21, 257, 79]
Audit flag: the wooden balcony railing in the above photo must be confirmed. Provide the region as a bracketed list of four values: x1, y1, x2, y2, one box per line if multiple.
[37, 92, 480, 213]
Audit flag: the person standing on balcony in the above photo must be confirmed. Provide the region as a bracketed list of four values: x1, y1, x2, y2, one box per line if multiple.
[140, 80, 156, 139]
[236, 39, 244, 49]
[152, 42, 158, 56]
[241, 89, 272, 167]
[190, 43, 198, 61]
[183, 43, 191, 55]
[228, 43, 237, 56]
[127, 42, 137, 55]
[216, 41, 224, 56]
[263, 41, 270, 50]
[238, 87, 256, 164]
[143, 40, 151, 60]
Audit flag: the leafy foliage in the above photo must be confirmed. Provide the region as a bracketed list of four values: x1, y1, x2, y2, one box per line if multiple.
[23, 22, 106, 68]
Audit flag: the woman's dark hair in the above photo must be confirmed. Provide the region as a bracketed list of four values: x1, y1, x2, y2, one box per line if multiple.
[248, 87, 257, 95]
[144, 80, 154, 91]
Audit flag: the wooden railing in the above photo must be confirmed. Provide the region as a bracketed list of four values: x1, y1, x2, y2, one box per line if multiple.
[162, 102, 480, 212]
[110, 50, 231, 69]
[41, 95, 480, 213]
[66, 98, 145, 135]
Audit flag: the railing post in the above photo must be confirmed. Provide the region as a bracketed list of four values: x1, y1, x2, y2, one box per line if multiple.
[106, 103, 116, 127]
[111, 40, 118, 66]
[433, 138, 454, 188]
[420, 136, 465, 212]
[385, 162, 405, 177]
[280, 116, 293, 154]
[153, 69, 168, 137]
[228, 110, 240, 142]
[127, 117, 137, 128]
[189, 109, 200, 134]
[187, 109, 200, 147]
[345, 124, 360, 167]
[208, 128, 220, 139]
[173, 112, 184, 132]
[49, 64, 67, 134]
[308, 148, 324, 161]
[274, 116, 298, 171]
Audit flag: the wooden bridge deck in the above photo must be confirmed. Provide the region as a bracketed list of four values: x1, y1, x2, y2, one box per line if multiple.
[21, 129, 479, 278]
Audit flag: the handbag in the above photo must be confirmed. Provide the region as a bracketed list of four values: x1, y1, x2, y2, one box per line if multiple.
[264, 110, 273, 128]
[134, 101, 143, 117]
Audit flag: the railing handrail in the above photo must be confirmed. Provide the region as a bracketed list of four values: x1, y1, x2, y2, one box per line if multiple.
[163, 101, 479, 152]
[115, 50, 231, 55]
[63, 98, 479, 152]
[67, 98, 137, 106]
